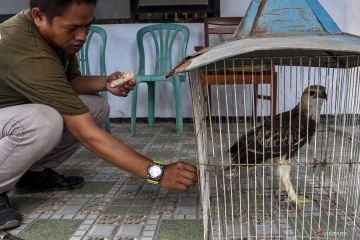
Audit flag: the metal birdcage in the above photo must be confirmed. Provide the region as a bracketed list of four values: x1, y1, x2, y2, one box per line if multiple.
[168, 0, 360, 239]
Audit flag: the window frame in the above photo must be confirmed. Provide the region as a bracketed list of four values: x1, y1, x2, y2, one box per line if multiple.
[130, 0, 220, 21]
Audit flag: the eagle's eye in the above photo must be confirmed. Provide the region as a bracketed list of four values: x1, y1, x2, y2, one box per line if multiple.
[309, 90, 316, 96]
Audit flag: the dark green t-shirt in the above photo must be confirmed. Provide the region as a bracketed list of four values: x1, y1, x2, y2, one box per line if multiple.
[0, 11, 89, 115]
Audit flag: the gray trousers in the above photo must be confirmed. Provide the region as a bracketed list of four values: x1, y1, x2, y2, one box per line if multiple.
[0, 95, 110, 193]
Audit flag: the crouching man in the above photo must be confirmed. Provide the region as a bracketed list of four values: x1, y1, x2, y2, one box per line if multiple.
[0, 0, 197, 230]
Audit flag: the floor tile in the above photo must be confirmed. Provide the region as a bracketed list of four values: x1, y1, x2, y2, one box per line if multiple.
[20, 219, 82, 240]
[88, 225, 116, 237]
[128, 206, 153, 215]
[105, 205, 129, 215]
[116, 224, 144, 237]
[11, 197, 48, 213]
[67, 197, 91, 205]
[95, 214, 123, 225]
[156, 220, 203, 240]
[175, 206, 197, 215]
[57, 205, 82, 215]
[69, 182, 114, 194]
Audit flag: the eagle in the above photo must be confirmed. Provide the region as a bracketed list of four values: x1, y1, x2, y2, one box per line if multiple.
[228, 85, 327, 205]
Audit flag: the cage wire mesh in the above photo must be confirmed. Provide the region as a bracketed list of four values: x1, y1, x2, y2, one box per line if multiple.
[189, 55, 360, 239]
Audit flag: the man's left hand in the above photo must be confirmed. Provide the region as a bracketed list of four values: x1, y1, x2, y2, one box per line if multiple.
[106, 71, 136, 97]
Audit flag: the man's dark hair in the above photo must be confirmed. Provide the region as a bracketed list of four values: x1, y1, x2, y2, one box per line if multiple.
[29, 0, 97, 22]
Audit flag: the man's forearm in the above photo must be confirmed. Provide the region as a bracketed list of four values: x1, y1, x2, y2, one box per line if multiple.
[82, 127, 151, 179]
[70, 76, 107, 94]
[63, 113, 152, 179]
[63, 113, 198, 191]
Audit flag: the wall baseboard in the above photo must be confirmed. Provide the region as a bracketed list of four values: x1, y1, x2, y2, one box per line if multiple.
[109, 117, 194, 123]
[110, 114, 360, 125]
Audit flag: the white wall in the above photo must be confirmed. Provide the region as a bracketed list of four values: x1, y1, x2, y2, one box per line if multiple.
[95, 23, 204, 118]
[94, 0, 360, 118]
[95, 0, 131, 19]
[0, 0, 28, 14]
[220, 0, 251, 17]
[101, 0, 252, 118]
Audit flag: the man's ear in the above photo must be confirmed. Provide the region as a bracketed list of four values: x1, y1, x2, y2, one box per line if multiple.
[31, 7, 48, 27]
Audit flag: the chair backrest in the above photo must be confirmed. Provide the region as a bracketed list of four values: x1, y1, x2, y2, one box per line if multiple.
[77, 25, 107, 76]
[204, 17, 242, 47]
[136, 23, 190, 75]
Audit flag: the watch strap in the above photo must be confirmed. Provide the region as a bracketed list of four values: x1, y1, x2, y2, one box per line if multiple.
[147, 179, 160, 185]
[152, 160, 162, 165]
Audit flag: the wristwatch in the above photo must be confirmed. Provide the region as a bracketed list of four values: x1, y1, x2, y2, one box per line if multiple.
[147, 160, 164, 185]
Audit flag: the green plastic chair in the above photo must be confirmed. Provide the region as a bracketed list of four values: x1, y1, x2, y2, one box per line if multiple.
[131, 23, 190, 135]
[77, 25, 111, 133]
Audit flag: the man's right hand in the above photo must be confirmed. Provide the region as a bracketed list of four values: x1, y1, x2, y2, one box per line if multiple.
[160, 161, 198, 192]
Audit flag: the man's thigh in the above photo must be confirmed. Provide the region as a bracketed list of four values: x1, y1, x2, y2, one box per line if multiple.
[0, 104, 63, 192]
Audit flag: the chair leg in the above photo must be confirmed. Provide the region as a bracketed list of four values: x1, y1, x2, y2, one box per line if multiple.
[173, 79, 183, 135]
[104, 119, 111, 133]
[131, 85, 139, 134]
[147, 82, 155, 127]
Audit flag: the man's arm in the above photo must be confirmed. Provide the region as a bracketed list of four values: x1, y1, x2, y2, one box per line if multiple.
[70, 72, 135, 97]
[63, 113, 197, 191]
[69, 75, 106, 94]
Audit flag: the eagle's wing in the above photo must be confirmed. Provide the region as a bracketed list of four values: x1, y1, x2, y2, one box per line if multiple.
[231, 108, 316, 164]
[256, 109, 317, 160]
[229, 128, 256, 164]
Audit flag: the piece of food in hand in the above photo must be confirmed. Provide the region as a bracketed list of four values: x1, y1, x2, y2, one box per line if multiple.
[110, 71, 135, 88]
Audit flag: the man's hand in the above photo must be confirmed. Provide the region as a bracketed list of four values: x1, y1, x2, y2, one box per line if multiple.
[160, 162, 198, 192]
[106, 71, 135, 97]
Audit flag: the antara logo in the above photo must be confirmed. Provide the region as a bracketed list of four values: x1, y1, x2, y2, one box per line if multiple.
[315, 229, 347, 238]
[315, 229, 324, 237]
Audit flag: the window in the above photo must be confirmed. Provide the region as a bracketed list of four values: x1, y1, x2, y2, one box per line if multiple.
[131, 0, 220, 22]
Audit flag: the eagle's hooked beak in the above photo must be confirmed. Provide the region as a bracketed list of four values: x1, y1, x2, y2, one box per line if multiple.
[320, 91, 328, 100]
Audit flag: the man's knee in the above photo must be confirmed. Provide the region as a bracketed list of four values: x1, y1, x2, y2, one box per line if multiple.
[79, 95, 110, 126]
[96, 96, 110, 122]
[23, 104, 64, 150]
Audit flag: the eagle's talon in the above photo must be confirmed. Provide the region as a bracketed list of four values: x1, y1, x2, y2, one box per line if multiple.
[275, 187, 287, 195]
[284, 197, 311, 206]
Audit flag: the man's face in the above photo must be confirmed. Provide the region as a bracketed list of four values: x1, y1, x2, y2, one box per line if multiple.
[33, 3, 95, 53]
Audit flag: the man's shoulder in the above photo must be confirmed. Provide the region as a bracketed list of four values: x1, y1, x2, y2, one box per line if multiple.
[0, 11, 56, 59]
[0, 11, 29, 32]
[0, 16, 60, 72]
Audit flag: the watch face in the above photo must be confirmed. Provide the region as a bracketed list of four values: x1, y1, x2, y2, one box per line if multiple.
[149, 165, 162, 178]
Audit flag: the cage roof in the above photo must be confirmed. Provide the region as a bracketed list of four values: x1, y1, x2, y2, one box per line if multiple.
[167, 0, 360, 76]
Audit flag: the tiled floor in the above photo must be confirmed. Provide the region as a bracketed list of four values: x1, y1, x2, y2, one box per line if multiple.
[8, 123, 204, 240]
[9, 121, 360, 239]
